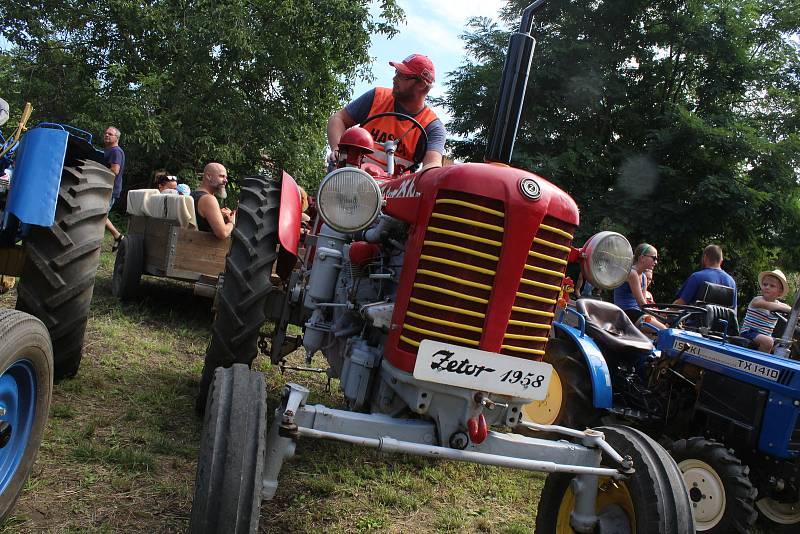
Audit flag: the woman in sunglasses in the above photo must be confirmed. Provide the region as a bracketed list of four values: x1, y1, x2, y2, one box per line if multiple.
[613, 243, 666, 329]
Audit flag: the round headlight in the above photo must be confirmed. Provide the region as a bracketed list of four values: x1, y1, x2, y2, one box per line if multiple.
[580, 231, 633, 290]
[317, 168, 382, 233]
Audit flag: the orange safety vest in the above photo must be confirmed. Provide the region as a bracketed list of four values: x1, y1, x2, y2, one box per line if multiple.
[364, 88, 439, 171]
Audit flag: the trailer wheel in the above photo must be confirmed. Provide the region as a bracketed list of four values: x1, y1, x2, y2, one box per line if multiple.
[111, 234, 144, 300]
[756, 495, 800, 533]
[0, 310, 53, 522]
[521, 339, 599, 431]
[190, 364, 266, 534]
[16, 159, 113, 379]
[197, 176, 279, 411]
[667, 437, 756, 533]
[535, 425, 694, 534]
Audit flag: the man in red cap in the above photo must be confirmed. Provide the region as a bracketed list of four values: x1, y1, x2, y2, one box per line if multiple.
[327, 53, 446, 172]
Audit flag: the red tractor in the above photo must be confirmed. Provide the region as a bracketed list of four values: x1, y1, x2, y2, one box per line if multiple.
[190, 2, 694, 532]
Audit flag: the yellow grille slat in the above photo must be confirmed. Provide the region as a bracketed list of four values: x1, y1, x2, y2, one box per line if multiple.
[519, 278, 561, 292]
[428, 226, 502, 247]
[420, 254, 496, 276]
[539, 223, 574, 240]
[403, 323, 480, 346]
[435, 198, 504, 218]
[431, 213, 504, 233]
[406, 311, 483, 333]
[516, 291, 557, 305]
[534, 237, 571, 253]
[504, 333, 549, 342]
[414, 283, 489, 304]
[424, 240, 499, 262]
[508, 319, 551, 329]
[410, 297, 486, 319]
[400, 335, 420, 347]
[528, 250, 568, 266]
[501, 344, 546, 355]
[524, 264, 565, 279]
[417, 269, 492, 291]
[512, 306, 555, 318]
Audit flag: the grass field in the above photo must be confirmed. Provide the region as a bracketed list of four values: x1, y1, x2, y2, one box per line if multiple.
[0, 236, 545, 533]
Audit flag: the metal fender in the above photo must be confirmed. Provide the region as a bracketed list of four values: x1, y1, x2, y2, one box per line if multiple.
[552, 321, 613, 409]
[278, 171, 301, 256]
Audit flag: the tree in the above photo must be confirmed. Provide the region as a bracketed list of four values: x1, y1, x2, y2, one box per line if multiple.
[441, 0, 800, 304]
[0, 0, 403, 191]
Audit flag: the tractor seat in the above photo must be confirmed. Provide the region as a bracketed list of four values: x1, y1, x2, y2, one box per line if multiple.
[575, 299, 654, 354]
[703, 304, 754, 348]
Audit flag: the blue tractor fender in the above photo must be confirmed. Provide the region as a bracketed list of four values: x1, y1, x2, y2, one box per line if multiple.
[552, 310, 613, 409]
[5, 126, 69, 228]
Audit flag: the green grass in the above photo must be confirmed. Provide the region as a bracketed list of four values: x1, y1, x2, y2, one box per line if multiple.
[0, 235, 546, 533]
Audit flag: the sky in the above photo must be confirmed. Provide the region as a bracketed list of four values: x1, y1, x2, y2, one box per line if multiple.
[350, 0, 509, 122]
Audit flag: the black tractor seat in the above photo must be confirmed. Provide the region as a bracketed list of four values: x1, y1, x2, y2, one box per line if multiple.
[702, 304, 754, 348]
[575, 299, 654, 355]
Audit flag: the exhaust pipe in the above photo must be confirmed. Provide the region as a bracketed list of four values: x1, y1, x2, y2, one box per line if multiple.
[484, 0, 547, 164]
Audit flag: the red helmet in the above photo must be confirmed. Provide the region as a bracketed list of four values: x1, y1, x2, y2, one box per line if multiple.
[338, 127, 374, 154]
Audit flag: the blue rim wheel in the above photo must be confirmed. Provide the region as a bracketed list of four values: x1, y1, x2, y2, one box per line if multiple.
[0, 310, 53, 522]
[0, 359, 37, 494]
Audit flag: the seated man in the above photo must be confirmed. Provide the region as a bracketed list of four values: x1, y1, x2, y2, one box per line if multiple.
[674, 244, 737, 308]
[190, 162, 236, 239]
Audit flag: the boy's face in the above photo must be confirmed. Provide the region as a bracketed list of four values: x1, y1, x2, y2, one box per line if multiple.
[760, 275, 784, 300]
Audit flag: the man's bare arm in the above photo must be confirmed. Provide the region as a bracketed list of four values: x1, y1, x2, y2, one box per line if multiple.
[198, 194, 234, 239]
[327, 108, 356, 153]
[109, 163, 121, 175]
[421, 150, 443, 169]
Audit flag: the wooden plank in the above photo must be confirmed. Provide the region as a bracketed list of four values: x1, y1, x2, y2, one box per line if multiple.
[0, 246, 26, 277]
[171, 229, 231, 278]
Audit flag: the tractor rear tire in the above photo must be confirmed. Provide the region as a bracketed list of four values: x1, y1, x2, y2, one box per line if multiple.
[669, 437, 757, 533]
[16, 159, 113, 380]
[111, 234, 144, 300]
[190, 364, 266, 534]
[520, 338, 600, 436]
[535, 425, 694, 534]
[196, 176, 279, 412]
[0, 310, 53, 521]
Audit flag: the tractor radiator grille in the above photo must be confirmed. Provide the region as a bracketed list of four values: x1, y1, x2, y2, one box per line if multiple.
[399, 191, 504, 352]
[501, 215, 575, 360]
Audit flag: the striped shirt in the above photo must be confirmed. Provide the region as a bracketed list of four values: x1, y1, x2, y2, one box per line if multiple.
[741, 303, 780, 336]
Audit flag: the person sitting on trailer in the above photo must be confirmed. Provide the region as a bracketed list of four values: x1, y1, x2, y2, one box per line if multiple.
[190, 162, 236, 239]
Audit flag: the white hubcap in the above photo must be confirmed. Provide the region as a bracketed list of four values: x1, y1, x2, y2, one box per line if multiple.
[678, 458, 726, 530]
[756, 497, 800, 525]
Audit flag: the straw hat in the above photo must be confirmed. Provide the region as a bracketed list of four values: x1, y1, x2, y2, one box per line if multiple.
[758, 269, 789, 298]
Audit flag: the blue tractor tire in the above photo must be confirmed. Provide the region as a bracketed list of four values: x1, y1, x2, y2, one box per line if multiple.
[0, 309, 53, 522]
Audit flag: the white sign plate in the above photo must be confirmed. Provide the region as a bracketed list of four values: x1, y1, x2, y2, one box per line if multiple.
[672, 339, 781, 382]
[413, 340, 553, 400]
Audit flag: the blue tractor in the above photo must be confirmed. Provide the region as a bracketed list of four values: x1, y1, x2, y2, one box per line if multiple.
[523, 281, 800, 533]
[0, 100, 113, 520]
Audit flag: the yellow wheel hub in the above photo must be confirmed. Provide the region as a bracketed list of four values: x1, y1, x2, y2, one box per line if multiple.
[521, 367, 563, 425]
[554, 477, 636, 533]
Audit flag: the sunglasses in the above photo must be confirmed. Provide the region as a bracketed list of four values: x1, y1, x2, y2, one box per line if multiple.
[644, 254, 658, 260]
[394, 71, 420, 82]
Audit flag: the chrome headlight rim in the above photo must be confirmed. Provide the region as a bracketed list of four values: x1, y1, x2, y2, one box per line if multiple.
[581, 231, 633, 290]
[317, 167, 383, 234]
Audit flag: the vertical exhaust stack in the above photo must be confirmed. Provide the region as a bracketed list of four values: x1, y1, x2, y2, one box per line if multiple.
[484, 0, 546, 165]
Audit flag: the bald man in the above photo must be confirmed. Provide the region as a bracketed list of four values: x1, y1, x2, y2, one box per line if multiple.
[190, 162, 236, 239]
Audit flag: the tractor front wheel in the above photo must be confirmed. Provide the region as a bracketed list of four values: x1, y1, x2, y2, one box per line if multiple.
[196, 176, 280, 411]
[669, 437, 757, 533]
[0, 310, 53, 521]
[535, 425, 694, 533]
[756, 495, 800, 533]
[189, 364, 267, 534]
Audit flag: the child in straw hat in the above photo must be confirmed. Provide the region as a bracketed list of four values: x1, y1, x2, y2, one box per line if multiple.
[740, 269, 791, 353]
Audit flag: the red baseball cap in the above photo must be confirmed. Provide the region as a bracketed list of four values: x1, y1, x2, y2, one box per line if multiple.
[389, 54, 435, 85]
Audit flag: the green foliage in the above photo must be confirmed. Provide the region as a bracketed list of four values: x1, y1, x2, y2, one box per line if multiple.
[441, 0, 800, 304]
[0, 0, 402, 190]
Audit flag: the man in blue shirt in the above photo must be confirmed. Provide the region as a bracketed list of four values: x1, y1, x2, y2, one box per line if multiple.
[103, 126, 125, 249]
[674, 244, 737, 308]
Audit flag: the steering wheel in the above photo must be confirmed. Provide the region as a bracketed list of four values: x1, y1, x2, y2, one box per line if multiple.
[359, 112, 429, 170]
[642, 304, 707, 328]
